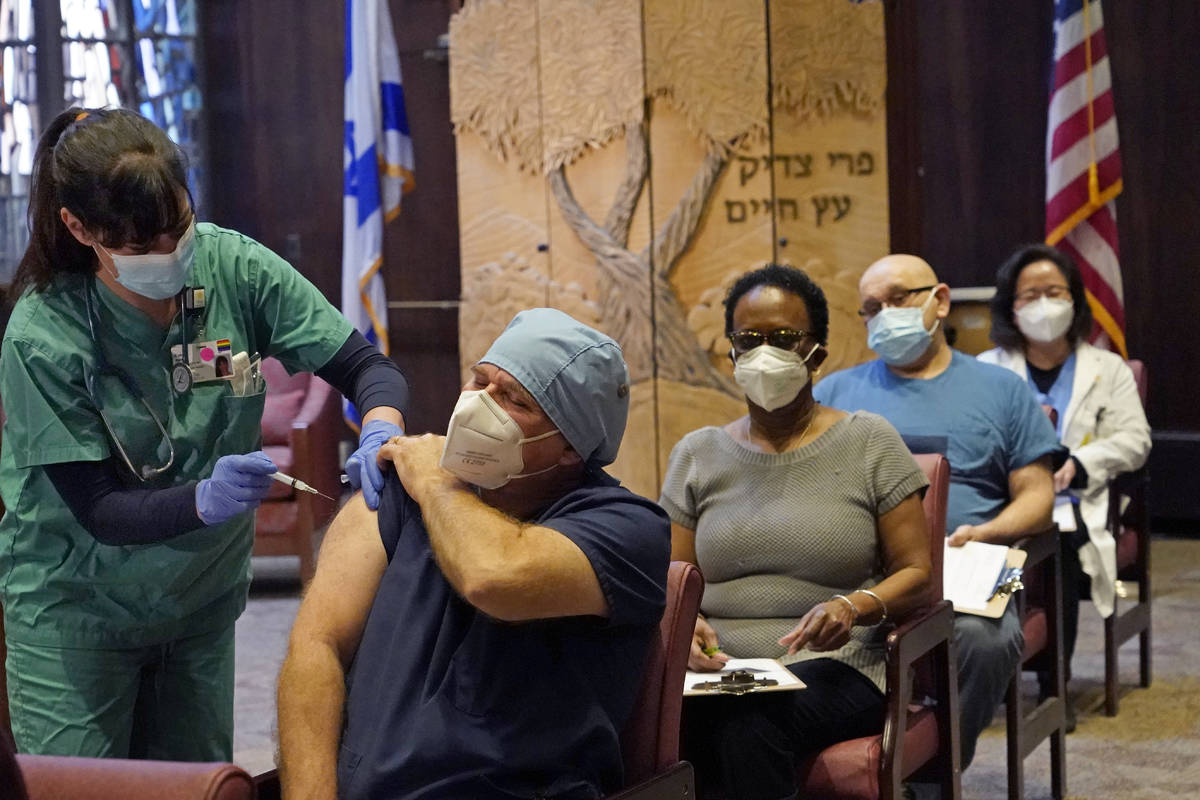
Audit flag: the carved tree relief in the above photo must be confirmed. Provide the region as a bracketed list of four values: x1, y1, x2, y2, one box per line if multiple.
[450, 0, 885, 396]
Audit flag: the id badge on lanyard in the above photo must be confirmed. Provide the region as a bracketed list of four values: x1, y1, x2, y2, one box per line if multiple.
[167, 287, 263, 396]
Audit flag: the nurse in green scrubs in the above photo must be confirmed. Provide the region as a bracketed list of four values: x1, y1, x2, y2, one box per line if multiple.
[0, 107, 409, 760]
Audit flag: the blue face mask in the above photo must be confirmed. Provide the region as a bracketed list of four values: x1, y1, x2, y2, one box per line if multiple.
[866, 291, 940, 366]
[96, 220, 196, 300]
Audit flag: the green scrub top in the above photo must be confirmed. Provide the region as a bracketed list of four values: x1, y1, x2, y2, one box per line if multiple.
[0, 223, 352, 648]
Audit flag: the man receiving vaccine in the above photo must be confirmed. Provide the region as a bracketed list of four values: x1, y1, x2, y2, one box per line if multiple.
[276, 308, 670, 800]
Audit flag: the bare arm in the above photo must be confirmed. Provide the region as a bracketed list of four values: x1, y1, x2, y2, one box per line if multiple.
[277, 494, 387, 800]
[362, 405, 405, 429]
[670, 522, 728, 671]
[948, 455, 1055, 546]
[864, 492, 932, 619]
[670, 521, 697, 564]
[379, 434, 607, 622]
[781, 492, 932, 653]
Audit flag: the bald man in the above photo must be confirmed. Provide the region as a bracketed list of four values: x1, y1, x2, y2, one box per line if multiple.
[814, 255, 1062, 768]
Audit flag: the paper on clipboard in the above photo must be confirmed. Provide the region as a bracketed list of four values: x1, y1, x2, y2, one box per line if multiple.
[684, 658, 806, 696]
[943, 542, 1027, 618]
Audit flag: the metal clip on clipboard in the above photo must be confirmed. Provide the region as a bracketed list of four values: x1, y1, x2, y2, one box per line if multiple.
[690, 669, 780, 696]
[989, 566, 1025, 601]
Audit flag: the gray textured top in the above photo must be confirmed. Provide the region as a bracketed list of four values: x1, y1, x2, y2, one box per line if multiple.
[659, 411, 927, 691]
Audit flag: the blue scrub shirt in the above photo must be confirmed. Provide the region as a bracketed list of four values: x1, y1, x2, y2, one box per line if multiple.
[337, 470, 670, 800]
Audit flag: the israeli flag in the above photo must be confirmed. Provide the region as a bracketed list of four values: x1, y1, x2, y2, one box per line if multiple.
[342, 0, 414, 429]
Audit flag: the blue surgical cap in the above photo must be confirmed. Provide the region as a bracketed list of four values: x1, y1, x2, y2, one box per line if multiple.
[480, 308, 630, 467]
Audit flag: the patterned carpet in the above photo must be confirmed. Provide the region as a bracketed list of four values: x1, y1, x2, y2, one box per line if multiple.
[232, 537, 1200, 798]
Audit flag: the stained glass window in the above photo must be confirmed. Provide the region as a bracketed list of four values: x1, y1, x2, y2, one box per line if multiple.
[0, 0, 37, 284]
[0, 0, 202, 286]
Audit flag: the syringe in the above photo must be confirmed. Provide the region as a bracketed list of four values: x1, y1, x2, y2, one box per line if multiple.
[271, 471, 337, 501]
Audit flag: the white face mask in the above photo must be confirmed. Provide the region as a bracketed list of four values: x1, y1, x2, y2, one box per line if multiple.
[733, 343, 820, 412]
[1015, 296, 1074, 343]
[95, 220, 196, 300]
[439, 389, 561, 489]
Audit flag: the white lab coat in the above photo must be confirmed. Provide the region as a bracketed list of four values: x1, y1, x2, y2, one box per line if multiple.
[978, 342, 1151, 616]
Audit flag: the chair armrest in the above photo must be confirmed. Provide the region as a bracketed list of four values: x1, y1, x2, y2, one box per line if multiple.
[1109, 466, 1148, 497]
[886, 600, 955, 670]
[1013, 526, 1059, 570]
[255, 763, 694, 800]
[879, 600, 956, 786]
[604, 761, 695, 800]
[253, 768, 281, 800]
[18, 755, 254, 800]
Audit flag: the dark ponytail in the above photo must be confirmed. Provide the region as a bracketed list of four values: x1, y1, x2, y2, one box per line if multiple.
[12, 108, 89, 295]
[11, 107, 193, 296]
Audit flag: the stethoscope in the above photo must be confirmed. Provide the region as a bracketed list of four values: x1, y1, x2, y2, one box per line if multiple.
[82, 278, 179, 481]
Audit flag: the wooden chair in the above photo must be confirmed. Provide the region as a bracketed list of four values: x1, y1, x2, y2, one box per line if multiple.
[794, 453, 961, 800]
[253, 357, 343, 584]
[1005, 527, 1067, 800]
[1103, 358, 1151, 715]
[1005, 409, 1067, 800]
[254, 561, 704, 800]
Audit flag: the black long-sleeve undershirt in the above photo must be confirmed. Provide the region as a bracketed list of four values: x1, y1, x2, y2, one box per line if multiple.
[44, 460, 205, 545]
[315, 329, 409, 419]
[45, 330, 408, 545]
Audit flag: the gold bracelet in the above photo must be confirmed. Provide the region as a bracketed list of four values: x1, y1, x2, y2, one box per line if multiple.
[853, 589, 888, 624]
[830, 594, 859, 624]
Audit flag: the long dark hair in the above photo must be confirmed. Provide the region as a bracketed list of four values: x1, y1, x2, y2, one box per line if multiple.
[989, 243, 1092, 349]
[724, 263, 830, 345]
[12, 107, 193, 295]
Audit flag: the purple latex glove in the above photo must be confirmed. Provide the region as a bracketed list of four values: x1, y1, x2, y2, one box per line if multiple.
[195, 451, 277, 525]
[344, 419, 404, 510]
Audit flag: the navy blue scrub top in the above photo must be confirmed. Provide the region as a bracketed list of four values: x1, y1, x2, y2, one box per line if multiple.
[337, 470, 671, 800]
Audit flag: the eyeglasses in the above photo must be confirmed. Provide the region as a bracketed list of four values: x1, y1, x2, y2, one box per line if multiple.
[1015, 285, 1071, 304]
[728, 328, 814, 355]
[857, 285, 936, 319]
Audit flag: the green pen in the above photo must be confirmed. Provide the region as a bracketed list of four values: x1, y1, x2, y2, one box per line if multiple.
[702, 645, 722, 657]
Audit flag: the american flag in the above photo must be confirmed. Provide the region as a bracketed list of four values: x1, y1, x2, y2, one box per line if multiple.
[1044, 0, 1126, 357]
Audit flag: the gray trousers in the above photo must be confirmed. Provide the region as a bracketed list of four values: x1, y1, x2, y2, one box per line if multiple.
[954, 601, 1024, 767]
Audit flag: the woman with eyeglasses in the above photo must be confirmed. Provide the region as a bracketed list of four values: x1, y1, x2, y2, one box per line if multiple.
[658, 264, 932, 800]
[0, 107, 409, 760]
[978, 243, 1150, 730]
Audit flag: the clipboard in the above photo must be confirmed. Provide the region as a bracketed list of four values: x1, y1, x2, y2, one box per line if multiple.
[951, 547, 1027, 618]
[684, 658, 806, 696]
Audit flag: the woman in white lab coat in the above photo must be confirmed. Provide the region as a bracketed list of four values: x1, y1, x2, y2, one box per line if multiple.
[978, 243, 1150, 726]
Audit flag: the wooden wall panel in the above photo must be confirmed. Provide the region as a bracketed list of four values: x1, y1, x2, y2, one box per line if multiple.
[203, 0, 465, 436]
[769, 0, 888, 376]
[912, 1, 1052, 288]
[886, 0, 1200, 433]
[451, 0, 555, 386]
[643, 0, 772, 493]
[385, 0, 464, 435]
[200, 0, 345, 303]
[451, 0, 888, 499]
[1103, 1, 1200, 433]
